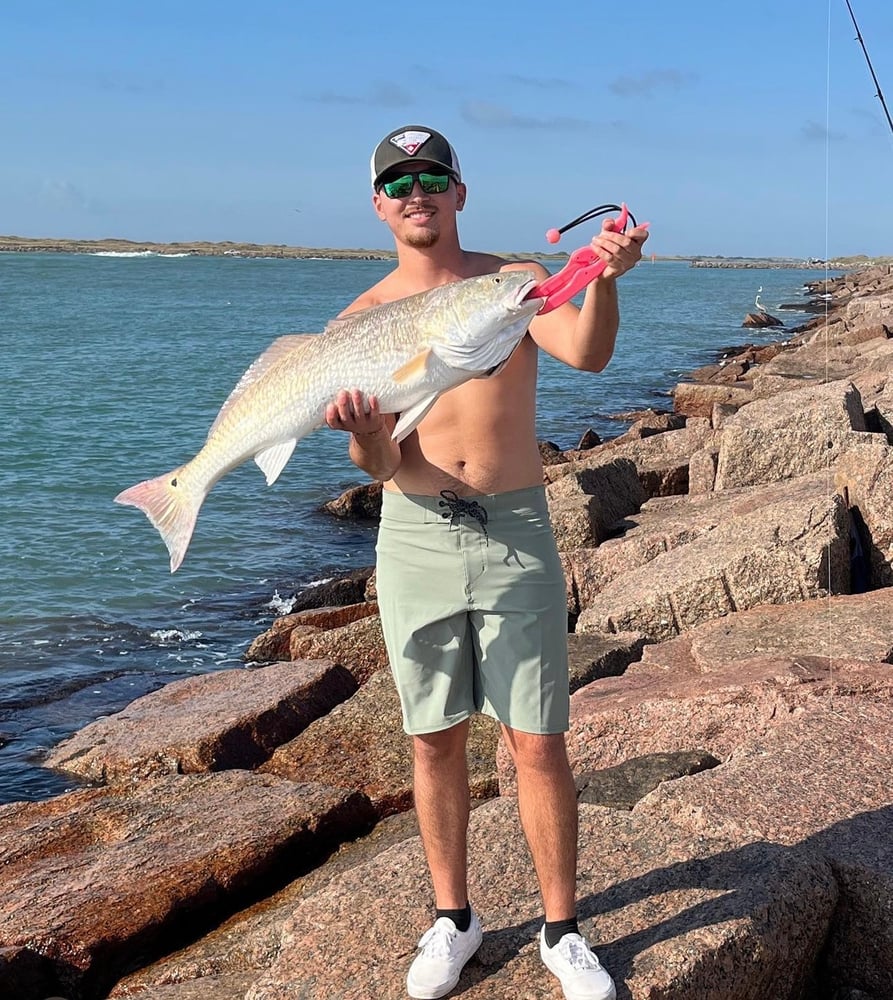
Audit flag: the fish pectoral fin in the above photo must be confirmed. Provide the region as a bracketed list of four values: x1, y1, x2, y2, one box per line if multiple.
[392, 393, 440, 443]
[390, 349, 433, 385]
[254, 440, 297, 485]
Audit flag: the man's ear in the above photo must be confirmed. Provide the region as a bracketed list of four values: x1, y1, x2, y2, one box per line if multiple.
[372, 191, 387, 221]
[455, 182, 467, 212]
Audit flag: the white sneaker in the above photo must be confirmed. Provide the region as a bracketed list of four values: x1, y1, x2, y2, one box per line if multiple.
[539, 926, 616, 1000]
[406, 911, 483, 999]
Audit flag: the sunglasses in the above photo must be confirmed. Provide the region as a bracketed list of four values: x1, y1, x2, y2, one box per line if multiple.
[378, 171, 453, 199]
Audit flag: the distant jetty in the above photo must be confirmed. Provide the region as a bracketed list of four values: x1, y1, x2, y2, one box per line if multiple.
[690, 257, 843, 270]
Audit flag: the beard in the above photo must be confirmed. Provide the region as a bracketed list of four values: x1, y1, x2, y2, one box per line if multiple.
[403, 225, 440, 249]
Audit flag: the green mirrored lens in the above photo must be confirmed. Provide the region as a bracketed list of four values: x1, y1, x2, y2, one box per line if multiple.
[381, 172, 451, 198]
[418, 173, 450, 194]
[382, 175, 414, 198]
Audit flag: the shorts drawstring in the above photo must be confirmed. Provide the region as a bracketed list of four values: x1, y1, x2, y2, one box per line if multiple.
[438, 489, 489, 541]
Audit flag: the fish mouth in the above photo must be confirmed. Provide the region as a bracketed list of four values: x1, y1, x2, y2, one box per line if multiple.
[515, 275, 544, 310]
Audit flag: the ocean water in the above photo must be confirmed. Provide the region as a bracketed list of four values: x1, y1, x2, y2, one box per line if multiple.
[0, 251, 831, 804]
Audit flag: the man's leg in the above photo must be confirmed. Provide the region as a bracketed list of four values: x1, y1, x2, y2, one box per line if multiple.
[412, 719, 471, 908]
[502, 724, 616, 1000]
[501, 725, 578, 919]
[406, 719, 483, 1000]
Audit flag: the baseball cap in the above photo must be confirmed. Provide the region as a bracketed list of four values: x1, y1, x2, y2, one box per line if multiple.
[370, 126, 462, 188]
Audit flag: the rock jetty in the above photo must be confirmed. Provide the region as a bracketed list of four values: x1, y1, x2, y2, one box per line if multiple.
[2, 264, 892, 999]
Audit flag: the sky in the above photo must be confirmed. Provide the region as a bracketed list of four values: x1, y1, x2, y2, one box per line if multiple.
[1, 0, 891, 258]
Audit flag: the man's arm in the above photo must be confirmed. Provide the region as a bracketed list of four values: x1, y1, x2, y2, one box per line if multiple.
[518, 219, 649, 372]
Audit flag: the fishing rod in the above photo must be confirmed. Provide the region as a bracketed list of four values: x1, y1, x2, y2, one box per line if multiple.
[843, 0, 893, 138]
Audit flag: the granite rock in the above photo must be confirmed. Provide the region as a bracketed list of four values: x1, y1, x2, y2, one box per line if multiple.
[44, 660, 356, 784]
[547, 423, 716, 498]
[575, 483, 850, 640]
[245, 602, 378, 662]
[545, 458, 646, 550]
[107, 810, 424, 997]
[321, 480, 383, 520]
[634, 702, 893, 998]
[574, 750, 720, 810]
[244, 799, 836, 1000]
[260, 672, 501, 817]
[0, 773, 375, 1000]
[713, 379, 869, 490]
[570, 471, 842, 610]
[289, 614, 389, 686]
[834, 443, 893, 587]
[673, 381, 753, 418]
[637, 589, 893, 673]
[557, 656, 893, 779]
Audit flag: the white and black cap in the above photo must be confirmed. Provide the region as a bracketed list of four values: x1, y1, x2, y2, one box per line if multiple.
[370, 126, 462, 188]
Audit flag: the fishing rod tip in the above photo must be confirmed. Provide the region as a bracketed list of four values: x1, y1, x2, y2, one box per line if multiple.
[545, 228, 561, 245]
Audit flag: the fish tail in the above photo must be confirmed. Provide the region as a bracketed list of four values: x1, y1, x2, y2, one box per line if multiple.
[115, 466, 204, 573]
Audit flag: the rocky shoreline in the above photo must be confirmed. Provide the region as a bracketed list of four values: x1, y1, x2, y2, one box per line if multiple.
[2, 264, 893, 999]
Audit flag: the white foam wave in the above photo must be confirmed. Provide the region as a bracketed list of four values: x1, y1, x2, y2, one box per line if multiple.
[91, 251, 192, 258]
[150, 628, 203, 644]
[266, 590, 296, 615]
[92, 251, 157, 257]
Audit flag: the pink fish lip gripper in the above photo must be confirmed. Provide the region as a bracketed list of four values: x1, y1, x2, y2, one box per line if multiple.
[528, 202, 648, 314]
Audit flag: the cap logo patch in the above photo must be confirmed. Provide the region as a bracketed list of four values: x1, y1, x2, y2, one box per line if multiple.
[389, 130, 431, 156]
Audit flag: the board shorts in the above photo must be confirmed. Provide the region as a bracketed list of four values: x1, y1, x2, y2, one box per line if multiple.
[375, 485, 570, 736]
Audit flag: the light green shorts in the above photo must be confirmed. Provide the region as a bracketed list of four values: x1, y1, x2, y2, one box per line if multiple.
[375, 486, 569, 736]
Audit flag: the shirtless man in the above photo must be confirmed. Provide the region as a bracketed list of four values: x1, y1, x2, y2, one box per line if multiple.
[326, 125, 647, 1000]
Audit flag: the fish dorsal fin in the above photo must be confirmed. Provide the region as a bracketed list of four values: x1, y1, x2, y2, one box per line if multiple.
[209, 335, 315, 437]
[254, 439, 297, 485]
[392, 393, 440, 442]
[391, 349, 433, 385]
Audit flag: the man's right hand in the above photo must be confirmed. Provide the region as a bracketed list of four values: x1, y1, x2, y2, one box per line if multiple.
[325, 388, 385, 436]
[328, 388, 402, 482]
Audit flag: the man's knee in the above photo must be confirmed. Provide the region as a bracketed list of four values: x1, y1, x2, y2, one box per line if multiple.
[412, 720, 470, 765]
[501, 727, 569, 772]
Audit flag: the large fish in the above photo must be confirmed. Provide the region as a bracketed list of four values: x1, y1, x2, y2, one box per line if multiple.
[116, 270, 543, 572]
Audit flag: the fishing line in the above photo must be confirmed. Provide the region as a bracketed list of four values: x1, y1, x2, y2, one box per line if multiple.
[825, 0, 834, 702]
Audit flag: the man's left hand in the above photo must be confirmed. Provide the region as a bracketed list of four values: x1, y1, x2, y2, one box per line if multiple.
[591, 219, 649, 280]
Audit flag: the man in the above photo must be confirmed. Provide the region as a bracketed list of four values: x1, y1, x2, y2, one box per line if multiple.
[325, 125, 647, 1000]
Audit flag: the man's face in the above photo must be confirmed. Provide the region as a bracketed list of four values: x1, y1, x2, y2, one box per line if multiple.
[372, 160, 466, 248]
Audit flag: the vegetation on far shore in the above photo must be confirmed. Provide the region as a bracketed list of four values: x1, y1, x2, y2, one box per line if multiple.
[0, 234, 888, 268]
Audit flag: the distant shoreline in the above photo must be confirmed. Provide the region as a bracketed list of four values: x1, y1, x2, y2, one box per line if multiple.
[0, 235, 565, 263]
[0, 235, 881, 269]
[0, 235, 398, 261]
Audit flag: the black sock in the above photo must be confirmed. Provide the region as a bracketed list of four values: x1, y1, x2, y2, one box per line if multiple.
[544, 916, 579, 948]
[436, 902, 471, 933]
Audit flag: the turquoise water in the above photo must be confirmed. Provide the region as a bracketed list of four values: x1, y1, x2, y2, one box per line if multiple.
[0, 251, 829, 803]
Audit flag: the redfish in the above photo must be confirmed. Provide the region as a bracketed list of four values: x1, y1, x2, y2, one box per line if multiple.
[116, 271, 542, 571]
